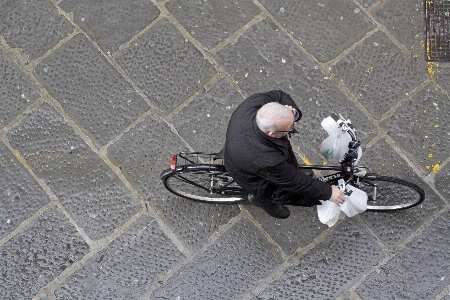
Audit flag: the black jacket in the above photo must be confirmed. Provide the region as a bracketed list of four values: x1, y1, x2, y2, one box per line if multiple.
[224, 90, 332, 205]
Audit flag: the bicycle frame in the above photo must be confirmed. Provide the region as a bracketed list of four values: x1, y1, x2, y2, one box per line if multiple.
[162, 113, 425, 210]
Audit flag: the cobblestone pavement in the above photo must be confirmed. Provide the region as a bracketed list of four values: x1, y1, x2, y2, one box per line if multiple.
[1, 0, 450, 299]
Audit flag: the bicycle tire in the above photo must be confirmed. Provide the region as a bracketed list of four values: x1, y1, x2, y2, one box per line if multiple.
[160, 164, 246, 203]
[326, 174, 425, 211]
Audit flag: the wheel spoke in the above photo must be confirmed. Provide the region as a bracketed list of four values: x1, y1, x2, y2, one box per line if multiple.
[175, 174, 211, 192]
[325, 174, 425, 211]
[359, 176, 424, 211]
[161, 165, 245, 203]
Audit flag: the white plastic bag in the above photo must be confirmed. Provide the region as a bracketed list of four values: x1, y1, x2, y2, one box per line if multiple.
[321, 115, 341, 136]
[317, 180, 368, 226]
[340, 185, 368, 217]
[319, 115, 362, 164]
[320, 132, 352, 163]
[317, 200, 341, 227]
[320, 115, 352, 163]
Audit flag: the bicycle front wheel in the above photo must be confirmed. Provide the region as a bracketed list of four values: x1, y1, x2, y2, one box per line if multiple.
[354, 175, 425, 211]
[160, 164, 246, 203]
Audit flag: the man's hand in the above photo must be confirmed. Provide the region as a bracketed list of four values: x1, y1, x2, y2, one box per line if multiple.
[329, 185, 346, 206]
[284, 105, 300, 121]
[284, 104, 296, 116]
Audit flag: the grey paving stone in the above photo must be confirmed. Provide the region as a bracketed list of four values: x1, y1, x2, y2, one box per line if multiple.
[0, 52, 40, 128]
[434, 64, 450, 92]
[358, 139, 444, 249]
[218, 18, 376, 163]
[152, 218, 283, 299]
[59, 0, 160, 53]
[245, 204, 327, 256]
[55, 215, 185, 300]
[337, 293, 358, 300]
[6, 104, 141, 240]
[357, 0, 378, 8]
[34, 34, 150, 148]
[0, 141, 51, 239]
[331, 31, 426, 120]
[116, 20, 216, 113]
[373, 0, 427, 75]
[107, 114, 241, 251]
[0, 207, 89, 300]
[0, 0, 73, 60]
[259, 0, 376, 62]
[380, 84, 450, 175]
[171, 77, 243, 151]
[254, 218, 382, 299]
[435, 163, 450, 200]
[357, 210, 450, 299]
[373, 0, 424, 52]
[166, 0, 260, 50]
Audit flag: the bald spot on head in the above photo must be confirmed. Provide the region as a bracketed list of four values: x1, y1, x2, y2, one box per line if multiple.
[256, 102, 292, 133]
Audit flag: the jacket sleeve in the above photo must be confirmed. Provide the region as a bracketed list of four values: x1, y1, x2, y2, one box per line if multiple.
[258, 160, 332, 201]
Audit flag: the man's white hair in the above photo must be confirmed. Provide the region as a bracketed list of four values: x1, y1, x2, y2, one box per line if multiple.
[256, 102, 291, 132]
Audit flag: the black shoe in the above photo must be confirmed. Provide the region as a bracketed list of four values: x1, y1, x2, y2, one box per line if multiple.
[213, 148, 224, 160]
[248, 194, 290, 219]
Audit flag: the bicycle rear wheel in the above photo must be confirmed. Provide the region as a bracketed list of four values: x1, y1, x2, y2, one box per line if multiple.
[353, 175, 425, 211]
[160, 164, 246, 203]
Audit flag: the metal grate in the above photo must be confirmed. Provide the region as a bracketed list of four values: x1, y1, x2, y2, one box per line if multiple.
[426, 0, 450, 61]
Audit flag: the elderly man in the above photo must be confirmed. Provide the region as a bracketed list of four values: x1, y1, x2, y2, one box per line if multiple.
[223, 90, 345, 219]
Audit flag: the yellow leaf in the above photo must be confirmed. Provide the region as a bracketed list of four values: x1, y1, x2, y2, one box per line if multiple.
[432, 164, 440, 172]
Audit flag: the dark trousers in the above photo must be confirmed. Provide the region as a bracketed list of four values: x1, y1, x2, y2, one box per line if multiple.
[259, 189, 321, 207]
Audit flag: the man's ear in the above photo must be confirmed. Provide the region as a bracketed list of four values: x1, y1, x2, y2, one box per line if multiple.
[267, 131, 276, 138]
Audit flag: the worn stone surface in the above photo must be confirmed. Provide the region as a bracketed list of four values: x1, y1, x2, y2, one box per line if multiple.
[107, 114, 241, 252]
[260, 0, 376, 62]
[171, 77, 243, 152]
[331, 31, 426, 120]
[34, 34, 150, 148]
[433, 64, 450, 94]
[6, 104, 141, 240]
[357, 0, 378, 8]
[116, 20, 216, 113]
[255, 218, 382, 299]
[0, 208, 89, 300]
[358, 139, 445, 249]
[379, 84, 450, 175]
[246, 204, 327, 256]
[0, 52, 40, 128]
[1, 0, 449, 299]
[151, 219, 283, 299]
[357, 211, 450, 299]
[372, 0, 427, 74]
[0, 0, 73, 60]
[373, 0, 424, 53]
[55, 215, 185, 300]
[0, 141, 51, 239]
[435, 163, 450, 200]
[166, 0, 260, 50]
[59, 0, 160, 53]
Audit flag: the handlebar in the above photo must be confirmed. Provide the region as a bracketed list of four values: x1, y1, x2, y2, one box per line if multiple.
[330, 113, 357, 141]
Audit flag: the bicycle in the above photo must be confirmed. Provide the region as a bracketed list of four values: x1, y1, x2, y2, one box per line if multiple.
[160, 114, 425, 212]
